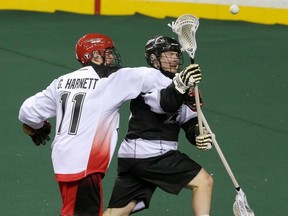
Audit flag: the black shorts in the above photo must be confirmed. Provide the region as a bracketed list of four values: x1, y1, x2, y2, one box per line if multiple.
[58, 173, 103, 216]
[108, 150, 202, 212]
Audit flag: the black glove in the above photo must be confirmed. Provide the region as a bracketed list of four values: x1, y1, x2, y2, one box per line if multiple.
[23, 121, 51, 146]
[184, 87, 204, 112]
[173, 64, 202, 94]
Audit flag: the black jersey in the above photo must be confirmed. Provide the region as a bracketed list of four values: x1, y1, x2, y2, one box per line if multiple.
[126, 94, 181, 141]
[120, 71, 198, 159]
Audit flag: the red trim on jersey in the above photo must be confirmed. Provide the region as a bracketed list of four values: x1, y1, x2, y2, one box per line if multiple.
[55, 120, 112, 182]
[87, 128, 111, 175]
[55, 170, 86, 182]
[95, 0, 101, 15]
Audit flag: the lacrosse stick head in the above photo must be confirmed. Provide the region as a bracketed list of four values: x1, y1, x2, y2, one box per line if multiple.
[233, 188, 255, 216]
[168, 14, 199, 59]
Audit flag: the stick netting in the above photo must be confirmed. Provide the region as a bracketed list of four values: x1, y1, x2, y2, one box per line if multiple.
[233, 189, 255, 216]
[169, 14, 199, 59]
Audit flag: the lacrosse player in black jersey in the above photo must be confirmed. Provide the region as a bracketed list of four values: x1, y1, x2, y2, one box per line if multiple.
[104, 36, 213, 216]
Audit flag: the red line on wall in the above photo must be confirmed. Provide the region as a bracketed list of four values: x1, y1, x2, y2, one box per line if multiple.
[95, 0, 101, 15]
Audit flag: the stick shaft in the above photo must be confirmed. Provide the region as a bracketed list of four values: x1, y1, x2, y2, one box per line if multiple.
[191, 56, 239, 189]
[194, 85, 204, 134]
[189, 58, 204, 134]
[199, 110, 240, 188]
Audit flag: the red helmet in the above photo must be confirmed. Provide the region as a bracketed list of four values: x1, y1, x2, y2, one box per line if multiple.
[75, 33, 121, 66]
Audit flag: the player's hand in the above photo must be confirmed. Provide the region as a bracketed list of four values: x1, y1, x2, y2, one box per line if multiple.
[195, 125, 212, 151]
[173, 64, 202, 94]
[23, 121, 51, 146]
[184, 87, 204, 112]
[196, 134, 212, 151]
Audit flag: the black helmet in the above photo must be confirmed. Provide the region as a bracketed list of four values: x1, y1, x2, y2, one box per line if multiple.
[145, 36, 182, 67]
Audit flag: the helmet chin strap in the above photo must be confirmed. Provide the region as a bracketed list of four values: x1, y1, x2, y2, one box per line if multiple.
[101, 55, 106, 66]
[160, 68, 175, 79]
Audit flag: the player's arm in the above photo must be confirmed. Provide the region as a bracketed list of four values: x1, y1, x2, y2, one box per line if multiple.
[160, 64, 202, 112]
[18, 80, 57, 145]
[181, 117, 198, 145]
[160, 82, 185, 113]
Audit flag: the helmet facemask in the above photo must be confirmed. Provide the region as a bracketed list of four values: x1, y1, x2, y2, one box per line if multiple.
[91, 48, 121, 67]
[145, 36, 183, 74]
[157, 51, 183, 74]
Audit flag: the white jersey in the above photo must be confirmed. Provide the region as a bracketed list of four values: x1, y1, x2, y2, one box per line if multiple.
[18, 66, 173, 182]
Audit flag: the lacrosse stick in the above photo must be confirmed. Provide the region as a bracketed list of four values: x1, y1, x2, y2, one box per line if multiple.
[168, 14, 204, 135]
[169, 14, 254, 216]
[199, 109, 255, 216]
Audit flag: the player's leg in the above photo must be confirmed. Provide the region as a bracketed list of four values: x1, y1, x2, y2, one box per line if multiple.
[128, 150, 212, 216]
[74, 173, 104, 215]
[58, 173, 104, 216]
[103, 200, 136, 216]
[186, 168, 213, 216]
[58, 180, 78, 216]
[104, 158, 156, 216]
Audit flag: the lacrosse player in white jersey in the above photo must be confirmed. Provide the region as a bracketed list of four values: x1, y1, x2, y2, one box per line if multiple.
[104, 36, 213, 216]
[18, 33, 203, 216]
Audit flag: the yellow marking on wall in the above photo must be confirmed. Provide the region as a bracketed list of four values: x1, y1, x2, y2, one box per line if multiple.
[1, 0, 288, 25]
[0, 0, 94, 14]
[101, 0, 288, 25]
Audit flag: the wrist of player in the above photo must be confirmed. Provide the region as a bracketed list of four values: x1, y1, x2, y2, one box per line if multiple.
[184, 88, 204, 111]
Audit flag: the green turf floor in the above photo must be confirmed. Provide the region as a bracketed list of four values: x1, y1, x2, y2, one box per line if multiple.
[0, 10, 287, 215]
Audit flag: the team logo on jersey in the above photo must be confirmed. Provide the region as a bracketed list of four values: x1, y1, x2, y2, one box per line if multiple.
[164, 110, 180, 124]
